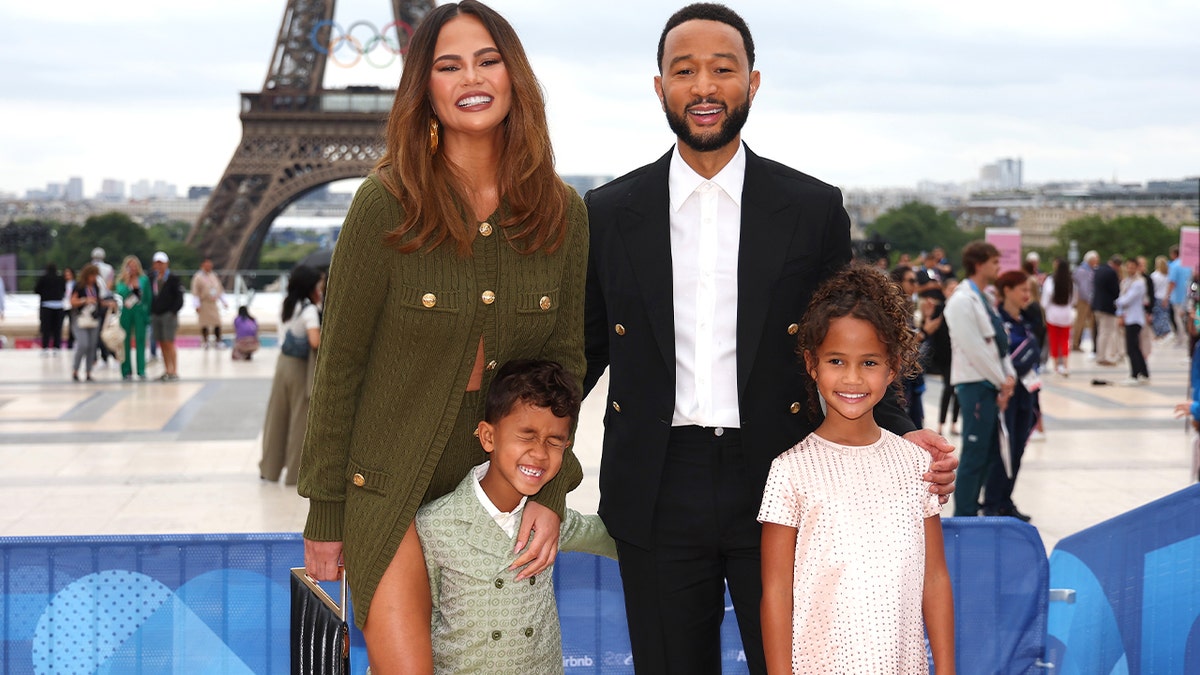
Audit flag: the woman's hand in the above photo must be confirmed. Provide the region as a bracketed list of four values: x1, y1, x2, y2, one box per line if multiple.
[510, 501, 561, 581]
[304, 538, 344, 581]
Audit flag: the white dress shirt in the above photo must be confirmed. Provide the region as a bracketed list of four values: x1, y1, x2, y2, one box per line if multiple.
[470, 462, 526, 537]
[668, 143, 745, 428]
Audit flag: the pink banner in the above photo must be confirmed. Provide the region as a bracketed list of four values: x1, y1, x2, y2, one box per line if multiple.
[1180, 227, 1199, 269]
[986, 228, 1023, 274]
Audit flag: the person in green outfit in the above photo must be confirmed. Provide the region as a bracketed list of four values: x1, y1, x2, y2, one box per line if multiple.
[297, 2, 588, 673]
[115, 255, 152, 380]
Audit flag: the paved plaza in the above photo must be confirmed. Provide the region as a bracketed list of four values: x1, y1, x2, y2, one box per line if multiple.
[0, 321, 1196, 553]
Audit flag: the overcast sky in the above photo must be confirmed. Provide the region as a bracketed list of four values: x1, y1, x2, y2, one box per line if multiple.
[2, 0, 1197, 198]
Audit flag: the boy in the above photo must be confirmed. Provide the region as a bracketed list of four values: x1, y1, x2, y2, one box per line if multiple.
[415, 359, 616, 674]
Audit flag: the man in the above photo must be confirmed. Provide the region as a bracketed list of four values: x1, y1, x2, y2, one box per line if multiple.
[149, 251, 184, 381]
[582, 5, 956, 673]
[1072, 250, 1098, 353]
[1167, 245, 1193, 347]
[190, 257, 227, 348]
[1093, 255, 1123, 366]
[943, 242, 1016, 518]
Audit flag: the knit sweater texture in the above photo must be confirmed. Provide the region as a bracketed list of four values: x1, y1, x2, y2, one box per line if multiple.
[298, 174, 589, 628]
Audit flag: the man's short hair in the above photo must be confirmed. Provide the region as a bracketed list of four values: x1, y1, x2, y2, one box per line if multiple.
[961, 241, 1000, 276]
[484, 360, 582, 426]
[657, 3, 755, 72]
[1110, 254, 1124, 266]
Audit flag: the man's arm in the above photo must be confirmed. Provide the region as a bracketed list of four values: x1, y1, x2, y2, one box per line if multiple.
[582, 192, 610, 398]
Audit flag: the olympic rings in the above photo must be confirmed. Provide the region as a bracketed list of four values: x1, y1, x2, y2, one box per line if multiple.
[309, 20, 415, 68]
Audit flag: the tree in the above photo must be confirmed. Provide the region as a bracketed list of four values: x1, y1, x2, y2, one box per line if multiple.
[866, 201, 971, 264]
[1051, 215, 1181, 262]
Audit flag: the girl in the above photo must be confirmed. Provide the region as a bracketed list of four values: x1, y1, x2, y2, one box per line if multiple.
[759, 265, 955, 674]
[1041, 257, 1075, 376]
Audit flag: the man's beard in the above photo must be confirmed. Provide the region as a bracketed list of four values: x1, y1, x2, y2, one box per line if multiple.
[664, 97, 751, 153]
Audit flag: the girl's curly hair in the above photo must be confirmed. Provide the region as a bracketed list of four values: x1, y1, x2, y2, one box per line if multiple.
[795, 263, 922, 421]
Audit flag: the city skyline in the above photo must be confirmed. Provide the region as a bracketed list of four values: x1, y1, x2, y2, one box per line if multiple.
[2, 0, 1198, 195]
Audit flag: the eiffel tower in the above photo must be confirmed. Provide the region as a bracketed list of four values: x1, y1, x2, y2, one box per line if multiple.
[187, 0, 435, 271]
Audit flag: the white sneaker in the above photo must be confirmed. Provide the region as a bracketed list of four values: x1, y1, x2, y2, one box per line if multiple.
[1137, 375, 1151, 385]
[1086, 352, 1097, 361]
[1118, 377, 1141, 386]
[1055, 365, 1068, 376]
[1029, 430, 1046, 442]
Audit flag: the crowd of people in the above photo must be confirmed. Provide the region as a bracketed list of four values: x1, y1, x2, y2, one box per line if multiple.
[28, 249, 256, 382]
[885, 240, 1196, 527]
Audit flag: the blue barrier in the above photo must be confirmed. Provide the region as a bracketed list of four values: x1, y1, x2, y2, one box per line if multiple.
[1, 520, 1051, 673]
[1047, 483, 1200, 675]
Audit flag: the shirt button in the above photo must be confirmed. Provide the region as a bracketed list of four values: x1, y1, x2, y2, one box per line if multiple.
[539, 295, 552, 311]
[352, 473, 366, 487]
[789, 402, 801, 414]
[524, 627, 534, 637]
[714, 427, 725, 437]
[614, 323, 626, 336]
[491, 630, 502, 641]
[494, 578, 504, 589]
[479, 222, 493, 236]
[529, 576, 536, 585]
[787, 323, 799, 335]
[485, 360, 498, 371]
[482, 290, 495, 305]
[421, 293, 436, 308]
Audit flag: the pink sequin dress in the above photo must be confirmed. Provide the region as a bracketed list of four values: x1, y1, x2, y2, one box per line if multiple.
[758, 429, 942, 674]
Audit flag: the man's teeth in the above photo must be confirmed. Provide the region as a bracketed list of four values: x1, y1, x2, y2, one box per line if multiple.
[691, 109, 720, 116]
[458, 95, 492, 107]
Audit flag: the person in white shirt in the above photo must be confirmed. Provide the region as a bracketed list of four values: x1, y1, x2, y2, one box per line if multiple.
[943, 240, 1016, 517]
[1115, 257, 1150, 384]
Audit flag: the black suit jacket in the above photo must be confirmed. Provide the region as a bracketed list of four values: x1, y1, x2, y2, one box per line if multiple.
[1092, 264, 1120, 314]
[583, 145, 915, 548]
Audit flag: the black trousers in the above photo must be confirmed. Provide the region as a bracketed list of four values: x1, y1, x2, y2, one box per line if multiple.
[614, 426, 766, 675]
[39, 307, 63, 349]
[1125, 324, 1149, 378]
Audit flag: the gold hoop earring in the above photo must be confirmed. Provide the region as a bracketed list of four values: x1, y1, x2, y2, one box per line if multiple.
[429, 118, 440, 156]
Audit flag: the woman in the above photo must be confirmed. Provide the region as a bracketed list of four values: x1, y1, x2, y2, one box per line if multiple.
[1116, 257, 1150, 385]
[115, 255, 152, 380]
[1151, 255, 1172, 339]
[260, 266, 323, 485]
[62, 267, 77, 350]
[34, 263, 66, 354]
[69, 264, 114, 382]
[931, 277, 960, 436]
[297, 3, 588, 672]
[1041, 257, 1075, 376]
[983, 270, 1037, 521]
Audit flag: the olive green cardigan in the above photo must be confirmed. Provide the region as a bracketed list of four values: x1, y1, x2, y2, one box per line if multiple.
[298, 175, 589, 627]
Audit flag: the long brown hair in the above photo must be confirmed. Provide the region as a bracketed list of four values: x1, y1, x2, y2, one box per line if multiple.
[379, 0, 570, 256]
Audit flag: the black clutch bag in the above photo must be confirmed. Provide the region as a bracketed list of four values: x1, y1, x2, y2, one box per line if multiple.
[290, 567, 349, 675]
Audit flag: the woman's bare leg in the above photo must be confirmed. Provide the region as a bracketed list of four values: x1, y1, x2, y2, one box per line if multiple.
[361, 521, 434, 675]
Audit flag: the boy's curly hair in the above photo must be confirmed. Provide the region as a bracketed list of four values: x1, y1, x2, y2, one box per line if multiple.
[795, 264, 922, 421]
[484, 359, 582, 425]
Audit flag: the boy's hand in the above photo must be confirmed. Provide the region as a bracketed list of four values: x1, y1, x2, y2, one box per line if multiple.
[511, 501, 561, 581]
